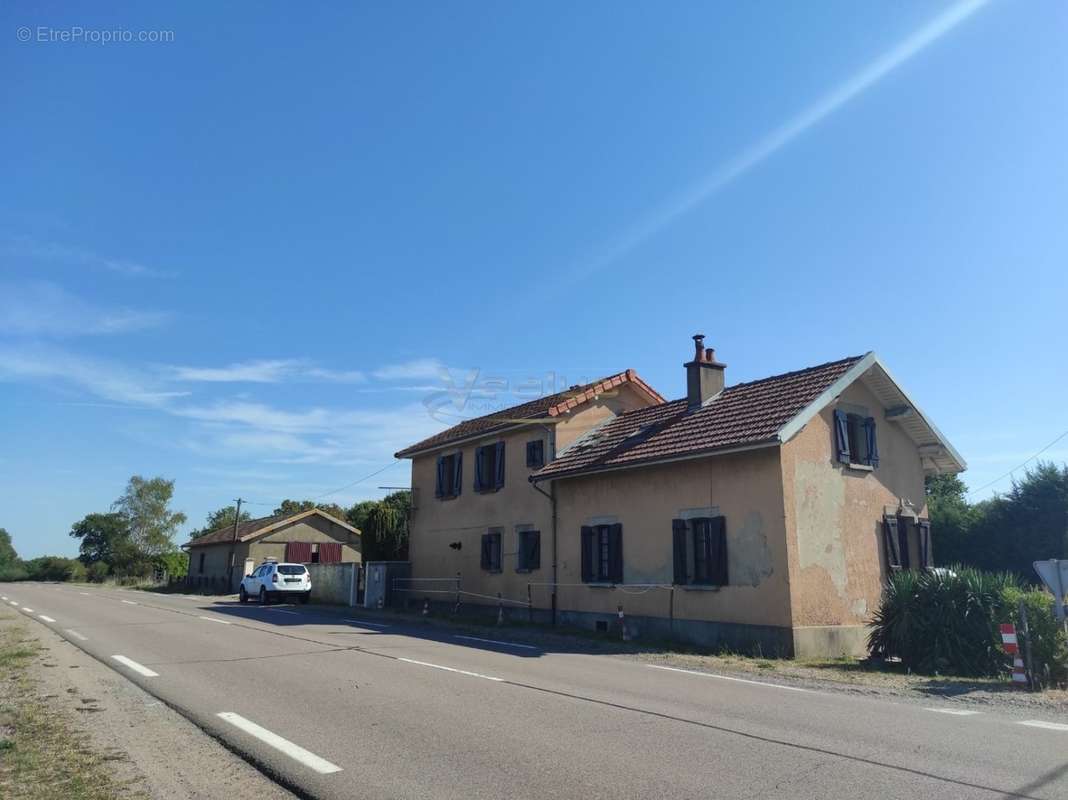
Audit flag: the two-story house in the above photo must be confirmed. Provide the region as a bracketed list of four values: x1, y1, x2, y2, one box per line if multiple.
[395, 335, 965, 657]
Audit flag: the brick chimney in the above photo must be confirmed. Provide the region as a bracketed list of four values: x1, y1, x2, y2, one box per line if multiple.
[685, 334, 726, 409]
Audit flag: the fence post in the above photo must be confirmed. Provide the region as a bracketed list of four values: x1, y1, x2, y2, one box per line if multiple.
[497, 592, 504, 626]
[527, 583, 533, 623]
[618, 603, 628, 642]
[1019, 599, 1036, 691]
[454, 571, 462, 615]
[669, 586, 675, 641]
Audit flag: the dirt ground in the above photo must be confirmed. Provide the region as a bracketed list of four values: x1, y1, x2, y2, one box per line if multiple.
[0, 609, 295, 800]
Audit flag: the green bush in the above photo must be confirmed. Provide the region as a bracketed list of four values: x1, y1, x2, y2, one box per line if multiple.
[868, 567, 1019, 676]
[86, 561, 110, 582]
[1001, 586, 1068, 686]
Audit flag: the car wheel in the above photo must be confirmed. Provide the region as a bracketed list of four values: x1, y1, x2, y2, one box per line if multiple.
[299, 592, 310, 604]
[239, 587, 248, 604]
[259, 587, 267, 605]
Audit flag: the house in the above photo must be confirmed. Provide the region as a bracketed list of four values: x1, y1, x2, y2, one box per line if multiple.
[395, 336, 965, 657]
[182, 508, 362, 592]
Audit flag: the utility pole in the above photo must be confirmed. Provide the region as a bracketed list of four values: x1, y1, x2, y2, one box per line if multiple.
[227, 498, 243, 593]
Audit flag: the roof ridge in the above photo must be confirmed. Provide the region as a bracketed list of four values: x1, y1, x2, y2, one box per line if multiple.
[722, 353, 868, 393]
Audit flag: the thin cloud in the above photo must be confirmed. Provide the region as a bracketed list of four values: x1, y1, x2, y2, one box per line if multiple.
[165, 359, 366, 384]
[573, 0, 989, 281]
[372, 358, 448, 381]
[3, 237, 178, 279]
[0, 282, 170, 337]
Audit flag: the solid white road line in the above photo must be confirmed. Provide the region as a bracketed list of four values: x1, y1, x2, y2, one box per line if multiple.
[398, 657, 504, 682]
[65, 629, 89, 641]
[924, 708, 981, 716]
[198, 616, 232, 625]
[216, 712, 342, 774]
[38, 614, 56, 623]
[455, 634, 538, 650]
[343, 618, 390, 628]
[1018, 720, 1068, 732]
[121, 600, 138, 605]
[646, 664, 812, 693]
[111, 655, 159, 677]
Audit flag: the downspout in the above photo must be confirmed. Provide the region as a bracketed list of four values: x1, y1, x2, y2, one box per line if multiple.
[531, 422, 558, 625]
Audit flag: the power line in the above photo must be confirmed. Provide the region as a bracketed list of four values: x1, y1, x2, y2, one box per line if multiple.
[225, 461, 405, 510]
[967, 427, 1068, 498]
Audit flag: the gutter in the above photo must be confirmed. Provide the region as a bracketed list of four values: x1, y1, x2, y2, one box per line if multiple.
[531, 422, 558, 626]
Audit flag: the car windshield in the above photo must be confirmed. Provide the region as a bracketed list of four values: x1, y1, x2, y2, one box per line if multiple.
[278, 565, 306, 575]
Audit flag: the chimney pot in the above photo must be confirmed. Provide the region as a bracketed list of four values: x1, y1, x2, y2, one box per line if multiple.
[692, 333, 705, 360]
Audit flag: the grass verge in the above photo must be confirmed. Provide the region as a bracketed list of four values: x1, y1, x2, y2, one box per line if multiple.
[0, 610, 144, 799]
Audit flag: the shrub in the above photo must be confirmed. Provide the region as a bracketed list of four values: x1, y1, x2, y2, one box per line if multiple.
[1001, 586, 1068, 686]
[86, 561, 110, 583]
[868, 567, 1019, 676]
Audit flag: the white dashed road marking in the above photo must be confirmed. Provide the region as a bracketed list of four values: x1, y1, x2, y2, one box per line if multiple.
[79, 592, 90, 596]
[111, 655, 159, 677]
[343, 618, 390, 628]
[38, 614, 56, 623]
[22, 607, 34, 613]
[398, 657, 504, 682]
[274, 610, 300, 615]
[1018, 720, 1068, 732]
[216, 712, 342, 774]
[198, 616, 232, 625]
[647, 664, 812, 693]
[65, 629, 89, 641]
[924, 708, 981, 716]
[8, 601, 18, 606]
[455, 634, 537, 650]
[121, 600, 138, 605]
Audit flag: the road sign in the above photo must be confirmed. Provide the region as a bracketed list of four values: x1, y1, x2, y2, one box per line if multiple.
[1033, 559, 1068, 621]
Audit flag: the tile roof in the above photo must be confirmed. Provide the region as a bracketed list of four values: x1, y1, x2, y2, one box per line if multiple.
[533, 354, 865, 480]
[182, 508, 358, 548]
[394, 369, 665, 458]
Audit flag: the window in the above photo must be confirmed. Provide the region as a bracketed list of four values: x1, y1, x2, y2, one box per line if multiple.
[474, 442, 505, 493]
[884, 516, 933, 571]
[310, 543, 320, 564]
[517, 529, 541, 572]
[435, 452, 462, 499]
[480, 530, 502, 571]
[581, 523, 622, 583]
[278, 565, 307, 575]
[834, 409, 879, 468]
[918, 520, 933, 569]
[526, 439, 545, 469]
[198, 552, 206, 574]
[672, 517, 728, 586]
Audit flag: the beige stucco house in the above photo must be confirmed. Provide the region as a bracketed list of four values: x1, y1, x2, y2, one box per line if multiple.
[396, 336, 964, 657]
[182, 508, 362, 592]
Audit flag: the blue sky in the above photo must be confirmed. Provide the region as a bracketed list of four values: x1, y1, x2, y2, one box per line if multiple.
[2, 1, 1066, 559]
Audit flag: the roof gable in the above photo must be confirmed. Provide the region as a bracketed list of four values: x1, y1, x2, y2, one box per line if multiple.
[394, 369, 664, 458]
[182, 508, 360, 549]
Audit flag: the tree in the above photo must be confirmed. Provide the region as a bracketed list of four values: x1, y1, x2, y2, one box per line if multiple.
[925, 474, 978, 567]
[189, 505, 251, 539]
[0, 528, 18, 571]
[112, 476, 187, 558]
[69, 512, 131, 565]
[272, 499, 347, 520]
[349, 491, 410, 561]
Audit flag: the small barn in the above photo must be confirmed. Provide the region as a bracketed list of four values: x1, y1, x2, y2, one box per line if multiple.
[182, 508, 361, 592]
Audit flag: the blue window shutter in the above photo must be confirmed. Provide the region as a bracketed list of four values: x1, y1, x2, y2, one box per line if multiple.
[608, 523, 623, 584]
[883, 517, 901, 568]
[453, 453, 463, 496]
[833, 410, 850, 463]
[918, 520, 932, 568]
[474, 446, 484, 492]
[672, 519, 687, 585]
[580, 526, 593, 582]
[864, 417, 879, 467]
[710, 516, 728, 586]
[480, 533, 491, 570]
[494, 441, 506, 489]
[435, 456, 445, 498]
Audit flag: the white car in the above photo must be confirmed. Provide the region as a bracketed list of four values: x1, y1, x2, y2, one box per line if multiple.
[239, 561, 311, 605]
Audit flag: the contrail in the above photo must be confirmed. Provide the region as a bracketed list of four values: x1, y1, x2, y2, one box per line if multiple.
[572, 0, 989, 280]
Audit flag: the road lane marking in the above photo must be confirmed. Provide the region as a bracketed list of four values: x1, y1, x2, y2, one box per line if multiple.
[274, 609, 300, 615]
[924, 708, 981, 716]
[343, 618, 390, 628]
[198, 616, 232, 625]
[121, 600, 138, 605]
[79, 592, 90, 596]
[8, 601, 17, 606]
[398, 657, 504, 682]
[1018, 720, 1068, 732]
[1, 596, 6, 600]
[216, 712, 342, 774]
[22, 607, 34, 613]
[646, 664, 812, 693]
[38, 615, 56, 623]
[65, 629, 89, 641]
[455, 634, 537, 650]
[111, 655, 159, 677]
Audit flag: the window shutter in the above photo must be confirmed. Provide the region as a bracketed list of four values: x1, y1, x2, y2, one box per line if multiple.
[864, 417, 879, 467]
[580, 526, 593, 582]
[710, 517, 728, 586]
[474, 446, 485, 492]
[529, 531, 540, 570]
[883, 516, 901, 568]
[918, 520, 932, 568]
[285, 542, 295, 562]
[452, 453, 463, 496]
[480, 533, 491, 570]
[608, 523, 623, 584]
[834, 410, 851, 463]
[672, 519, 687, 585]
[494, 441, 506, 489]
[320, 542, 342, 563]
[435, 456, 446, 498]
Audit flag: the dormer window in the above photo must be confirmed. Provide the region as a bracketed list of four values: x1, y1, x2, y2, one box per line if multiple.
[834, 409, 879, 468]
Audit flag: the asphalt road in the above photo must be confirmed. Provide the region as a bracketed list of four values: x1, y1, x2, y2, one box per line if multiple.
[3, 581, 1066, 800]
